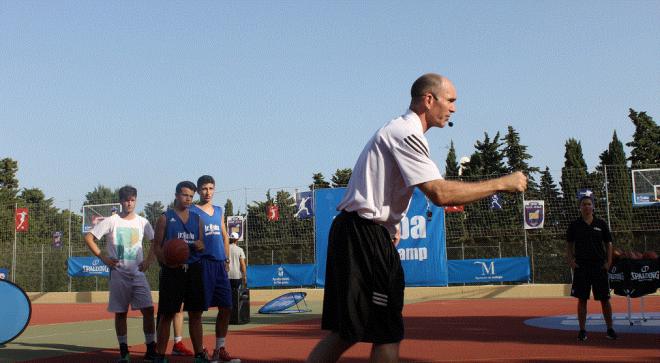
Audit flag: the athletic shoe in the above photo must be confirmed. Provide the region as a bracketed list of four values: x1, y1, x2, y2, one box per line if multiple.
[144, 341, 158, 361]
[193, 348, 211, 363]
[211, 347, 241, 363]
[118, 343, 130, 362]
[577, 330, 587, 341]
[606, 328, 618, 340]
[172, 341, 194, 356]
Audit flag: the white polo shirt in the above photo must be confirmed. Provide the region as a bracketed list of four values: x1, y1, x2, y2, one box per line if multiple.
[337, 109, 442, 234]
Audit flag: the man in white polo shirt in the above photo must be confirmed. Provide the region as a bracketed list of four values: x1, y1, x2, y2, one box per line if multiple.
[307, 73, 528, 363]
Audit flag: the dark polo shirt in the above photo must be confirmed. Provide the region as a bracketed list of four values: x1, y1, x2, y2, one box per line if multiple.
[567, 217, 613, 266]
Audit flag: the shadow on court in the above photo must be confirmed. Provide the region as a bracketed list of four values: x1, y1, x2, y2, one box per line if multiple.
[0, 342, 108, 362]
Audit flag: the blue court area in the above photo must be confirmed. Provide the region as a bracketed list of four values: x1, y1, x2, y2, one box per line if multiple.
[525, 312, 660, 335]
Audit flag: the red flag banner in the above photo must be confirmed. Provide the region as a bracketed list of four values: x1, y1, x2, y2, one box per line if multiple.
[266, 205, 279, 221]
[15, 208, 29, 232]
[444, 205, 464, 213]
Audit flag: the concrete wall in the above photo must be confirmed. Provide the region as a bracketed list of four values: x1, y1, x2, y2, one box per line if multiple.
[29, 284, 659, 304]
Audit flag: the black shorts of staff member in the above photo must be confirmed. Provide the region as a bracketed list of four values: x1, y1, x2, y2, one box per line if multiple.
[570, 263, 610, 301]
[321, 211, 405, 344]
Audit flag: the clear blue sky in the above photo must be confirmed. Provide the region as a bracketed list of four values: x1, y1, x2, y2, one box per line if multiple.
[1, 1, 658, 211]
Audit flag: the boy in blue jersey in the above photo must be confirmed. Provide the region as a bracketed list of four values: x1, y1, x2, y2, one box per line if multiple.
[152, 181, 209, 363]
[190, 175, 240, 363]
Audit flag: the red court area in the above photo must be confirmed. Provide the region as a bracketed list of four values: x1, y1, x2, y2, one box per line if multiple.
[25, 296, 660, 362]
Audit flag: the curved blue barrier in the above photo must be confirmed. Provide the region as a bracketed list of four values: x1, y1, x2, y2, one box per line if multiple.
[0, 280, 31, 345]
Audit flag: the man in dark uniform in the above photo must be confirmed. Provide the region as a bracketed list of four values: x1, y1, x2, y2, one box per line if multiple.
[566, 194, 617, 341]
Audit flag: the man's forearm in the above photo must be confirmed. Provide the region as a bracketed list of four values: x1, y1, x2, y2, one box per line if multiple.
[420, 179, 502, 206]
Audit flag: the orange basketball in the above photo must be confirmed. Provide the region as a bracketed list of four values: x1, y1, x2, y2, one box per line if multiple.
[642, 250, 658, 260]
[163, 238, 189, 266]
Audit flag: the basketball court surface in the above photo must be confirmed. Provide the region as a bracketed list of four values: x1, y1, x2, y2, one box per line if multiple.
[1, 292, 658, 362]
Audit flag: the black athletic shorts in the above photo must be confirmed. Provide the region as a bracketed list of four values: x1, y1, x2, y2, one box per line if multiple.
[321, 211, 405, 344]
[158, 261, 206, 314]
[571, 262, 610, 301]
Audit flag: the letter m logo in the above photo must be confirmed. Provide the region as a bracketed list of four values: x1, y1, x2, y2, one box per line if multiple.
[474, 261, 495, 276]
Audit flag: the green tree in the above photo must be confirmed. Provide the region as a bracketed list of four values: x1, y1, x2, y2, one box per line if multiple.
[599, 131, 633, 245]
[84, 185, 118, 205]
[224, 198, 234, 217]
[445, 140, 459, 178]
[503, 126, 539, 194]
[560, 138, 588, 201]
[626, 109, 660, 168]
[0, 158, 19, 201]
[462, 132, 507, 178]
[309, 172, 330, 190]
[539, 167, 561, 231]
[331, 168, 352, 187]
[144, 201, 165, 228]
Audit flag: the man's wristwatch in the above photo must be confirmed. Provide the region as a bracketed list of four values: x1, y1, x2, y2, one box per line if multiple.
[224, 259, 230, 264]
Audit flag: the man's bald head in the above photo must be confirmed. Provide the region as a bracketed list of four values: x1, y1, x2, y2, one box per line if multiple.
[410, 73, 446, 99]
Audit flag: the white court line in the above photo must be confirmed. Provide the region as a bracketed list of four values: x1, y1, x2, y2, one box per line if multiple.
[20, 320, 143, 340]
[20, 327, 115, 340]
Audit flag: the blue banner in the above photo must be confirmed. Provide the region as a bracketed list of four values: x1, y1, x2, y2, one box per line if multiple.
[67, 257, 110, 277]
[314, 188, 448, 287]
[447, 257, 530, 284]
[247, 264, 315, 287]
[313, 188, 347, 286]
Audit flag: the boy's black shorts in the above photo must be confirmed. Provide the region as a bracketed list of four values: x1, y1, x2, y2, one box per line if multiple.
[321, 211, 405, 344]
[158, 261, 206, 314]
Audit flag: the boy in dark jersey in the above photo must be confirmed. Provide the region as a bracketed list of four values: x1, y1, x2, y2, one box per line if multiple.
[152, 181, 209, 363]
[190, 175, 240, 363]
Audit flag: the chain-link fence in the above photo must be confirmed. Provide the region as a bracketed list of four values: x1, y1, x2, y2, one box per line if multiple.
[1, 166, 658, 291]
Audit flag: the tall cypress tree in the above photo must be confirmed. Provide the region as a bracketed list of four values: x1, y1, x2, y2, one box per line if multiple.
[445, 140, 460, 178]
[539, 166, 561, 231]
[599, 131, 633, 242]
[626, 109, 660, 168]
[503, 125, 539, 194]
[560, 138, 588, 201]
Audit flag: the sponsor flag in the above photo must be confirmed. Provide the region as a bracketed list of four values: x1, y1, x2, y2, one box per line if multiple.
[577, 188, 593, 200]
[266, 205, 279, 222]
[226, 216, 245, 241]
[294, 191, 314, 219]
[52, 231, 63, 248]
[523, 200, 545, 229]
[15, 208, 29, 232]
[490, 194, 502, 210]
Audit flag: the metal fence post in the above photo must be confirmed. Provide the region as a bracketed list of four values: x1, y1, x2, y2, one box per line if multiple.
[67, 200, 72, 292]
[604, 165, 612, 230]
[41, 244, 44, 292]
[12, 203, 17, 283]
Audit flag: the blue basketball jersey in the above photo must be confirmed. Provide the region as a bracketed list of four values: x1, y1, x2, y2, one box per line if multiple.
[163, 209, 202, 264]
[189, 205, 227, 261]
